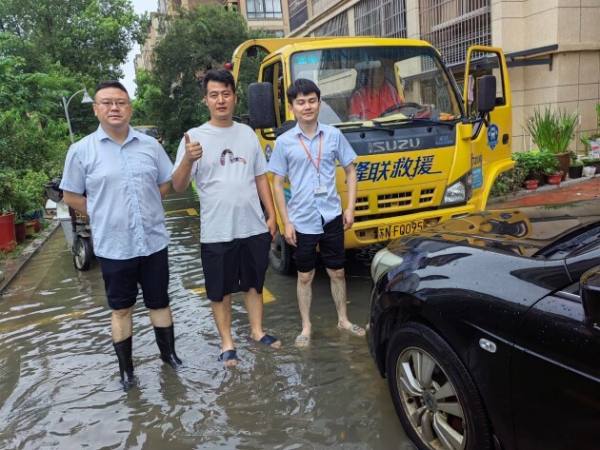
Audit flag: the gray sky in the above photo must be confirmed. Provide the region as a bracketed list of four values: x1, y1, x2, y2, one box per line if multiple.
[121, 0, 158, 97]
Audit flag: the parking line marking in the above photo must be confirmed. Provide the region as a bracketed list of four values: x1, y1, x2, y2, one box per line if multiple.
[191, 286, 206, 296]
[263, 288, 275, 304]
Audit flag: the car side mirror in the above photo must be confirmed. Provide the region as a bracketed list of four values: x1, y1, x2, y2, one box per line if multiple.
[477, 75, 496, 114]
[248, 82, 277, 129]
[580, 266, 600, 327]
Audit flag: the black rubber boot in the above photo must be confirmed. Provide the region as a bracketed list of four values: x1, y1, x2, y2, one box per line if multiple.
[113, 336, 135, 388]
[154, 325, 182, 368]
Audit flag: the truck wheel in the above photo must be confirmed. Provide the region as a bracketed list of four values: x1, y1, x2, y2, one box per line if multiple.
[269, 230, 294, 275]
[73, 236, 93, 271]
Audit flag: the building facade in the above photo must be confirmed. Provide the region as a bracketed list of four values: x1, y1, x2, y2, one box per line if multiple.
[285, 0, 600, 152]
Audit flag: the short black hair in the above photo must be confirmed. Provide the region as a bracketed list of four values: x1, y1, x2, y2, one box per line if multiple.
[202, 69, 236, 94]
[286, 79, 320, 104]
[95, 80, 129, 97]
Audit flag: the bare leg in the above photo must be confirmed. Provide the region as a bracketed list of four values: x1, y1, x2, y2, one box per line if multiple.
[149, 306, 173, 328]
[327, 267, 365, 336]
[211, 294, 235, 353]
[111, 307, 134, 342]
[296, 270, 315, 344]
[244, 288, 281, 348]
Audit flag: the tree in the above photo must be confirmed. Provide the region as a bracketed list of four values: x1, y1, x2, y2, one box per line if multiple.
[0, 0, 143, 81]
[135, 5, 251, 154]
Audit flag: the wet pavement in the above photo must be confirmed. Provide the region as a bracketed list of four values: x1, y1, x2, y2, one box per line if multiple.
[0, 191, 413, 449]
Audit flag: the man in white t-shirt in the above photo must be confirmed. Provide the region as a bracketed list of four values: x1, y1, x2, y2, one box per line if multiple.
[172, 69, 280, 367]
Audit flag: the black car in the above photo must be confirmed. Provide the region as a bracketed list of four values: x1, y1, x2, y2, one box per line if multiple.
[367, 201, 600, 450]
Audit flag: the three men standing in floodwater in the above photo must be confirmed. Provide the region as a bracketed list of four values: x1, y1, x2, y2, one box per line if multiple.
[60, 71, 363, 384]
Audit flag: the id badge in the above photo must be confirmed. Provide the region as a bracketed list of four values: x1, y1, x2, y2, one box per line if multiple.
[314, 185, 327, 196]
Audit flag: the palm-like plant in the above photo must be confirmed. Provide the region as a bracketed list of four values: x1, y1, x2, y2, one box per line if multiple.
[526, 107, 578, 154]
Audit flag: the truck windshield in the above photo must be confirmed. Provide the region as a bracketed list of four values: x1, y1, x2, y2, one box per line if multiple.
[290, 46, 461, 125]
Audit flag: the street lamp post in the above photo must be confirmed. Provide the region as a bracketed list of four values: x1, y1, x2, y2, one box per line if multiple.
[62, 88, 94, 143]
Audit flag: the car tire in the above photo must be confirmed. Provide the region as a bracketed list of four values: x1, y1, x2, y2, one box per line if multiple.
[269, 230, 294, 275]
[386, 322, 492, 450]
[73, 236, 93, 271]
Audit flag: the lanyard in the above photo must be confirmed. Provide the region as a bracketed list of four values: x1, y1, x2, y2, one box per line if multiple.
[297, 132, 323, 176]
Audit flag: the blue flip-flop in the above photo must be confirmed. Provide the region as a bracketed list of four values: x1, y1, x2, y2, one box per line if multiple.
[218, 349, 238, 365]
[250, 333, 281, 348]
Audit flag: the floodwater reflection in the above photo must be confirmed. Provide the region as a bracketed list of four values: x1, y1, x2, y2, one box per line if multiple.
[0, 192, 412, 449]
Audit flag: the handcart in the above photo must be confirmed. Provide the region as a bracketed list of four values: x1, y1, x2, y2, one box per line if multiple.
[45, 179, 94, 271]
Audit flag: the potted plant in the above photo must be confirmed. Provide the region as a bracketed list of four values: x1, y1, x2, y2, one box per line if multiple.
[545, 169, 563, 185]
[0, 171, 17, 252]
[526, 107, 578, 180]
[524, 178, 539, 190]
[569, 157, 584, 179]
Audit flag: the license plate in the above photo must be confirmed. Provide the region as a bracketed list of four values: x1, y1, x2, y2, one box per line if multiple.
[378, 220, 425, 240]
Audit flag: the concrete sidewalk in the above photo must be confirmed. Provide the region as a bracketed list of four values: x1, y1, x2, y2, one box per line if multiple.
[490, 176, 600, 209]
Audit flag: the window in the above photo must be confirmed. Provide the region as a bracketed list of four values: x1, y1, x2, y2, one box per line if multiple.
[261, 61, 286, 127]
[290, 46, 461, 124]
[246, 0, 282, 20]
[313, 12, 348, 37]
[354, 0, 407, 38]
[419, 0, 491, 67]
[289, 0, 308, 31]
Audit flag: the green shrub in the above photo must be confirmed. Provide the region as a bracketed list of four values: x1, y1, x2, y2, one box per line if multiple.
[490, 166, 527, 197]
[513, 149, 558, 180]
[526, 107, 578, 154]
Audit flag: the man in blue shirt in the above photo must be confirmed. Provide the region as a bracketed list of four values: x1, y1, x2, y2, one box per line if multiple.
[268, 79, 365, 347]
[60, 81, 180, 388]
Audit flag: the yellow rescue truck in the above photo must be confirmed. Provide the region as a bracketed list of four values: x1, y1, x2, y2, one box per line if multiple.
[230, 38, 513, 273]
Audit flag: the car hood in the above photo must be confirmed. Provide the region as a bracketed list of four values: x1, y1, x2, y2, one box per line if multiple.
[387, 201, 600, 259]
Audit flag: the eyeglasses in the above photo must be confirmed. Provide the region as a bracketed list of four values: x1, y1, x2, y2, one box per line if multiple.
[96, 99, 130, 108]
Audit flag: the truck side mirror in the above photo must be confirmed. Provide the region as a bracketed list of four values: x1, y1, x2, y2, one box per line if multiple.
[476, 75, 496, 114]
[580, 266, 600, 327]
[248, 82, 277, 129]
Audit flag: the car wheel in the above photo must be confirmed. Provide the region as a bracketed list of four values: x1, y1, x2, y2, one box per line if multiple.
[386, 323, 492, 450]
[269, 230, 294, 275]
[73, 236, 93, 271]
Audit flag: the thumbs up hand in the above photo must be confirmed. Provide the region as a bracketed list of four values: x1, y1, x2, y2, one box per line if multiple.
[184, 132, 203, 163]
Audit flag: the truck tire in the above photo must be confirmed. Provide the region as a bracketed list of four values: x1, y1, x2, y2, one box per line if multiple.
[269, 230, 294, 275]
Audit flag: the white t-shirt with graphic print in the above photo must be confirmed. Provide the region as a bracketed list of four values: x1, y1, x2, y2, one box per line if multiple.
[173, 122, 268, 243]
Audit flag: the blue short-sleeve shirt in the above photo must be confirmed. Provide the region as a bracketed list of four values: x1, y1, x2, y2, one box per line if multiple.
[267, 122, 356, 234]
[59, 126, 173, 259]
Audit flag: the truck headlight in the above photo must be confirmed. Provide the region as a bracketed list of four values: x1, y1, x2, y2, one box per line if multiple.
[442, 173, 472, 205]
[371, 247, 403, 282]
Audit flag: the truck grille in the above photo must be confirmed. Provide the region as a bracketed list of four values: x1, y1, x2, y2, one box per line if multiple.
[354, 187, 437, 222]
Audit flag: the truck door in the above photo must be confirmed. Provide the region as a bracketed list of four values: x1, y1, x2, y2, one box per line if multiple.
[257, 58, 287, 162]
[463, 47, 513, 208]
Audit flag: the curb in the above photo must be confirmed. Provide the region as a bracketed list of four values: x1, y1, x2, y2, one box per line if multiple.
[0, 220, 60, 295]
[488, 174, 598, 206]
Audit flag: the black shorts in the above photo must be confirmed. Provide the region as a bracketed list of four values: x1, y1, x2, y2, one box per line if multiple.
[295, 215, 345, 273]
[97, 247, 170, 310]
[200, 232, 271, 302]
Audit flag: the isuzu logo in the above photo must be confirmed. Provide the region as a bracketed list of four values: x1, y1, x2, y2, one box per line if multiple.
[368, 138, 421, 154]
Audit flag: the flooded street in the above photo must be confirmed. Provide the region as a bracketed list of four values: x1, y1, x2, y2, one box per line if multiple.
[0, 191, 413, 449]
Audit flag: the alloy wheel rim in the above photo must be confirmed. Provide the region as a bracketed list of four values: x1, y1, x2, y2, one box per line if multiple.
[396, 347, 466, 450]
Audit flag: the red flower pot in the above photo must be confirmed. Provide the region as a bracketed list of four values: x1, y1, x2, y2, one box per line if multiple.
[524, 179, 538, 190]
[545, 173, 562, 185]
[0, 212, 17, 252]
